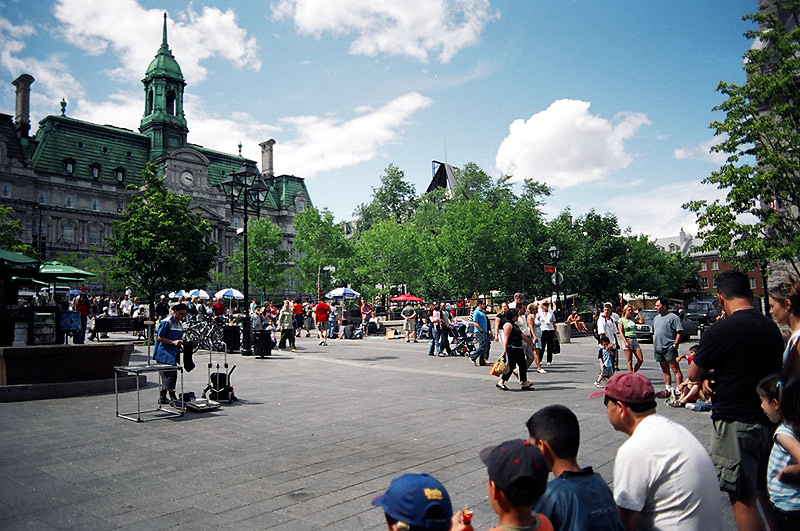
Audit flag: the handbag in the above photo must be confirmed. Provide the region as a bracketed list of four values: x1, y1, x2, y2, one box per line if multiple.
[552, 334, 561, 355]
[490, 355, 510, 376]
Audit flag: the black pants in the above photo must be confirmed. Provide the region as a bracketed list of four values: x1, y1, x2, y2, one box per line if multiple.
[278, 329, 295, 349]
[501, 345, 527, 383]
[541, 330, 556, 363]
[439, 326, 453, 355]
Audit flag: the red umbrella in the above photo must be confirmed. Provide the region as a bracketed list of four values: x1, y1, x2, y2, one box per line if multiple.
[390, 294, 424, 302]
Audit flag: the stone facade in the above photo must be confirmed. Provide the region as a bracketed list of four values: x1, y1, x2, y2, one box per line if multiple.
[0, 16, 311, 298]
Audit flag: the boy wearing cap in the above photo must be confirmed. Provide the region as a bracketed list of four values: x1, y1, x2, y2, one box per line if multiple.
[527, 405, 622, 531]
[599, 372, 721, 531]
[372, 473, 473, 531]
[480, 439, 554, 531]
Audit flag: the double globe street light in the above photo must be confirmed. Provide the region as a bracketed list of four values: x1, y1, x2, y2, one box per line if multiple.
[548, 244, 562, 321]
[219, 161, 272, 355]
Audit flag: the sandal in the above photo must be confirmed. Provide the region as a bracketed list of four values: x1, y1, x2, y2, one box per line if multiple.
[496, 382, 509, 391]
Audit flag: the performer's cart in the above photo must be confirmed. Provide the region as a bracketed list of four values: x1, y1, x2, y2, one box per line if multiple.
[114, 364, 184, 422]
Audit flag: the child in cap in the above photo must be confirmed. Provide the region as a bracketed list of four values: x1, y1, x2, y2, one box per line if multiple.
[594, 336, 615, 388]
[371, 473, 473, 531]
[480, 439, 554, 531]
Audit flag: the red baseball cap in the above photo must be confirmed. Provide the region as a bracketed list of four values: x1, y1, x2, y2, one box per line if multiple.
[589, 372, 656, 403]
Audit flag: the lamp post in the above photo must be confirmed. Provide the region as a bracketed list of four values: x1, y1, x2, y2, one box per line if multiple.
[548, 244, 561, 321]
[219, 160, 270, 355]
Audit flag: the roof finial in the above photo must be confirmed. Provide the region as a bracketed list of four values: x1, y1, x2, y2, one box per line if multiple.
[238, 141, 242, 156]
[60, 98, 67, 116]
[162, 12, 168, 47]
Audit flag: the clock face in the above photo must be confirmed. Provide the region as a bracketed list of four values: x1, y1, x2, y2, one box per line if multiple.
[180, 171, 194, 187]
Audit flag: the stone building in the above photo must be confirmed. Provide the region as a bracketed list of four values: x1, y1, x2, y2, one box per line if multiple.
[0, 15, 311, 297]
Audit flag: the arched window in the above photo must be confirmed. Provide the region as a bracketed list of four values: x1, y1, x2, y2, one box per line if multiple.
[89, 225, 100, 246]
[146, 89, 153, 115]
[63, 223, 74, 244]
[166, 90, 176, 116]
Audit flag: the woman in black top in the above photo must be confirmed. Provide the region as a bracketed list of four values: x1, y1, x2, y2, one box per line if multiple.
[497, 307, 536, 390]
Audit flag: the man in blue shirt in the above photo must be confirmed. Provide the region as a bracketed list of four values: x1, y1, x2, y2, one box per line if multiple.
[153, 303, 187, 405]
[470, 299, 490, 366]
[528, 405, 622, 531]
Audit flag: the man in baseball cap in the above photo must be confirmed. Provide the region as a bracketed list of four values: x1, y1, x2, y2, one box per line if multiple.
[594, 372, 721, 530]
[372, 473, 472, 531]
[479, 439, 552, 530]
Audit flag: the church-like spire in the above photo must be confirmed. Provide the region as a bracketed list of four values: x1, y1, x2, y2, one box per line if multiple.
[162, 12, 168, 48]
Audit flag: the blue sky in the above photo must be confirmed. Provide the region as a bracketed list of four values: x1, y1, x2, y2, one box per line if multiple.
[0, 0, 756, 239]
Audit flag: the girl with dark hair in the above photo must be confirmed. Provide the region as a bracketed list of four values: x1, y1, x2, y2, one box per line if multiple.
[497, 307, 536, 391]
[769, 276, 800, 378]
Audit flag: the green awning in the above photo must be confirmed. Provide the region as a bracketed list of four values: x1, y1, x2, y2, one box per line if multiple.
[0, 249, 40, 274]
[37, 261, 95, 280]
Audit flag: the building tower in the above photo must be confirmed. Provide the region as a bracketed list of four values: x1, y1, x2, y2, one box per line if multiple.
[139, 13, 188, 159]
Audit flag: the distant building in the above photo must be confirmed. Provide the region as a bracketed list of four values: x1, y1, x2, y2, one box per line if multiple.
[654, 229, 764, 297]
[0, 15, 311, 297]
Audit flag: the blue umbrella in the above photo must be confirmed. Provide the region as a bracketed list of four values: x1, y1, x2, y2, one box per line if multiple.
[169, 289, 190, 298]
[189, 289, 211, 299]
[214, 288, 244, 300]
[325, 287, 360, 299]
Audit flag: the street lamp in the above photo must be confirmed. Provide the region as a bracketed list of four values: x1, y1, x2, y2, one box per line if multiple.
[548, 244, 561, 321]
[219, 160, 271, 355]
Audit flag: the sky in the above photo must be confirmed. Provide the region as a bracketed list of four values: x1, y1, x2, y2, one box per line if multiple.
[0, 0, 758, 240]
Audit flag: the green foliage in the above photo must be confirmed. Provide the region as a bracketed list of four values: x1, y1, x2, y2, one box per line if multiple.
[54, 248, 124, 294]
[353, 164, 416, 233]
[293, 207, 352, 294]
[685, 0, 800, 275]
[106, 162, 217, 309]
[0, 205, 36, 258]
[231, 217, 289, 298]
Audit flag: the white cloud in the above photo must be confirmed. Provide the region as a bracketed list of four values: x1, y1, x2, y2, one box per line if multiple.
[673, 136, 728, 165]
[495, 99, 651, 188]
[271, 0, 497, 63]
[53, 0, 260, 84]
[273, 92, 433, 176]
[0, 15, 85, 107]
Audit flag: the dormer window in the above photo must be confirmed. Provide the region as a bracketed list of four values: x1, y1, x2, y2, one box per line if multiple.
[64, 158, 75, 176]
[114, 167, 125, 183]
[90, 163, 101, 180]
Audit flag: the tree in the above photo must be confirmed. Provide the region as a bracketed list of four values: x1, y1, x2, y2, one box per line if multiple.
[230, 217, 289, 298]
[293, 207, 351, 295]
[685, 0, 800, 276]
[0, 205, 36, 257]
[107, 162, 217, 314]
[353, 164, 416, 233]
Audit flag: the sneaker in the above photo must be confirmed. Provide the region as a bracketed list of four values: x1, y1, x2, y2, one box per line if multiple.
[537, 368, 547, 374]
[546, 362, 552, 366]
[593, 381, 604, 388]
[319, 339, 324, 345]
[323, 340, 328, 346]
[291, 348, 296, 352]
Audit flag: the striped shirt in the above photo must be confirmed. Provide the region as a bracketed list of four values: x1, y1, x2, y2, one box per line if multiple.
[767, 423, 800, 511]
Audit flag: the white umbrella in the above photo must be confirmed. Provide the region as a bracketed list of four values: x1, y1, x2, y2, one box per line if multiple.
[189, 289, 211, 299]
[169, 289, 190, 298]
[214, 288, 245, 300]
[325, 287, 360, 299]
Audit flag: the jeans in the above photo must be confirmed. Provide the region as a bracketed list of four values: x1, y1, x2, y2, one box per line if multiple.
[428, 327, 441, 355]
[471, 330, 490, 364]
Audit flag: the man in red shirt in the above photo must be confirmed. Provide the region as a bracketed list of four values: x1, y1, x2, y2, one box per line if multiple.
[293, 299, 304, 337]
[315, 298, 332, 346]
[212, 298, 225, 316]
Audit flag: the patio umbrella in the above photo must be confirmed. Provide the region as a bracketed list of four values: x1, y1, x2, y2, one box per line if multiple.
[169, 289, 190, 298]
[325, 287, 360, 300]
[390, 294, 424, 302]
[214, 288, 244, 300]
[0, 249, 39, 274]
[37, 260, 95, 280]
[189, 289, 211, 299]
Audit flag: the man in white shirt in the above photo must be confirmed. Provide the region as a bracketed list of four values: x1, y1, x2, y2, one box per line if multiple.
[596, 303, 620, 370]
[597, 372, 721, 531]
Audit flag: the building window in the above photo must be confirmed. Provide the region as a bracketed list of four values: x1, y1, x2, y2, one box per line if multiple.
[65, 194, 75, 208]
[166, 90, 176, 116]
[699, 262, 707, 272]
[750, 277, 757, 289]
[711, 260, 719, 271]
[90, 163, 101, 180]
[669, 243, 679, 252]
[63, 159, 75, 176]
[37, 190, 47, 204]
[701, 277, 709, 289]
[711, 276, 717, 288]
[114, 168, 125, 183]
[91, 198, 100, 212]
[296, 198, 306, 212]
[0, 183, 10, 198]
[63, 223, 74, 244]
[89, 225, 99, 246]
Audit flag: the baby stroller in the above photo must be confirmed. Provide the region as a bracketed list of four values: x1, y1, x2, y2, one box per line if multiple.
[416, 318, 431, 340]
[452, 322, 478, 357]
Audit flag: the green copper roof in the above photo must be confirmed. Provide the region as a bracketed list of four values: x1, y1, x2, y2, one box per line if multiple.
[274, 174, 312, 209]
[30, 115, 150, 186]
[144, 14, 184, 82]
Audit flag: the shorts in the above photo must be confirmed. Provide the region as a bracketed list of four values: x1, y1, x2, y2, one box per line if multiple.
[317, 321, 328, 331]
[403, 320, 414, 332]
[624, 337, 640, 351]
[710, 419, 773, 498]
[653, 344, 678, 363]
[600, 366, 614, 378]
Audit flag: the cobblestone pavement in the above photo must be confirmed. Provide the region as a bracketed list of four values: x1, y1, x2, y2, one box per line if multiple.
[0, 333, 737, 530]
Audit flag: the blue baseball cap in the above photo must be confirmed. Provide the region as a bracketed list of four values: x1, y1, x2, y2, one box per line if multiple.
[371, 473, 453, 530]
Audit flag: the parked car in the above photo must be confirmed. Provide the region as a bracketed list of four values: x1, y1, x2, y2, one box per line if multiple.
[635, 310, 697, 342]
[685, 300, 722, 325]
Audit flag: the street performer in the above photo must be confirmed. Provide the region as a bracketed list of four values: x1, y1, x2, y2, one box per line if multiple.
[153, 303, 187, 405]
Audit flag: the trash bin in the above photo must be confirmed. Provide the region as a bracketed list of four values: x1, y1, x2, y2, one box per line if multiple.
[252, 329, 270, 357]
[223, 325, 240, 353]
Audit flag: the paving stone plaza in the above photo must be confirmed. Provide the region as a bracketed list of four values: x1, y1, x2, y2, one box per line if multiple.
[0, 333, 738, 530]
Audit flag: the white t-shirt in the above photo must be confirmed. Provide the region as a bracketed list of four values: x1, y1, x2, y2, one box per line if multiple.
[614, 414, 721, 531]
[538, 309, 555, 331]
[596, 314, 619, 348]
